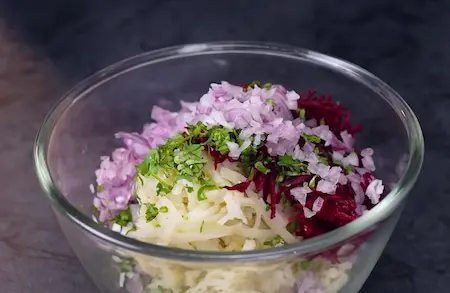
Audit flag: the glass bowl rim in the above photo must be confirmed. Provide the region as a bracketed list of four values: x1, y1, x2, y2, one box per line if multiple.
[34, 41, 424, 262]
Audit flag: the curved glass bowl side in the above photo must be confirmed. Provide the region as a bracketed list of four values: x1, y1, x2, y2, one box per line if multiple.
[34, 42, 424, 293]
[35, 43, 424, 293]
[34, 42, 424, 262]
[54, 204, 404, 293]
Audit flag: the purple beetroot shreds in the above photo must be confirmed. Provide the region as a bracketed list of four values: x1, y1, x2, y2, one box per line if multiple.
[269, 169, 278, 218]
[225, 180, 251, 193]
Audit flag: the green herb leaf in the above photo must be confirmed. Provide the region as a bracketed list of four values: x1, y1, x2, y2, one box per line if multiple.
[302, 134, 321, 143]
[254, 161, 270, 174]
[249, 80, 261, 88]
[286, 219, 300, 234]
[159, 206, 168, 213]
[248, 167, 256, 181]
[197, 189, 208, 201]
[96, 185, 104, 192]
[264, 236, 284, 247]
[200, 220, 205, 233]
[266, 98, 276, 107]
[175, 175, 194, 182]
[345, 164, 353, 173]
[136, 149, 160, 176]
[125, 226, 137, 235]
[297, 108, 306, 120]
[113, 207, 133, 227]
[156, 181, 173, 196]
[145, 204, 159, 222]
[281, 193, 289, 207]
[308, 175, 317, 188]
[205, 127, 233, 155]
[300, 261, 310, 270]
[277, 155, 308, 169]
[115, 257, 135, 273]
[319, 156, 329, 165]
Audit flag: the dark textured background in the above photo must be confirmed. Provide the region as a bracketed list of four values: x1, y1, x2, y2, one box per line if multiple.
[0, 0, 448, 292]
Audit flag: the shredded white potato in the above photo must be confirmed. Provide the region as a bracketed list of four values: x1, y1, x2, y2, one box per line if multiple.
[129, 156, 295, 251]
[122, 156, 353, 293]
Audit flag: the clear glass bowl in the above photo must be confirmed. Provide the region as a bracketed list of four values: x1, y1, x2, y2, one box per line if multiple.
[34, 42, 424, 293]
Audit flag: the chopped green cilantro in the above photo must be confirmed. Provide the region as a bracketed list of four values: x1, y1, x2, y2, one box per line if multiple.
[125, 226, 137, 235]
[286, 219, 300, 234]
[266, 98, 276, 107]
[112, 207, 133, 227]
[308, 175, 317, 188]
[277, 154, 309, 180]
[281, 193, 289, 207]
[319, 156, 329, 165]
[157, 285, 170, 293]
[115, 257, 135, 273]
[345, 164, 353, 173]
[254, 161, 270, 174]
[277, 155, 303, 167]
[263, 83, 272, 90]
[293, 260, 311, 273]
[200, 220, 205, 233]
[136, 149, 160, 176]
[205, 127, 233, 155]
[302, 134, 321, 143]
[248, 167, 256, 181]
[174, 143, 206, 178]
[145, 204, 159, 222]
[249, 80, 261, 88]
[300, 261, 311, 270]
[264, 236, 284, 247]
[159, 206, 168, 213]
[92, 206, 101, 223]
[197, 189, 207, 201]
[186, 122, 207, 139]
[197, 179, 216, 201]
[96, 185, 104, 192]
[297, 108, 306, 120]
[156, 181, 173, 196]
[175, 175, 193, 182]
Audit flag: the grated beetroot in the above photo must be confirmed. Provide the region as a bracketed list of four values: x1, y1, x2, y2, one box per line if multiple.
[297, 90, 362, 135]
[206, 89, 379, 238]
[208, 148, 230, 169]
[268, 168, 278, 218]
[225, 180, 251, 193]
[188, 86, 382, 239]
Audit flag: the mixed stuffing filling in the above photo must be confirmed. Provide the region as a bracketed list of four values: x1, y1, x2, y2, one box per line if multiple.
[91, 81, 385, 293]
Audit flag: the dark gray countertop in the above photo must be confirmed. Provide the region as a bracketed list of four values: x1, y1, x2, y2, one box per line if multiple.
[0, 0, 448, 292]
